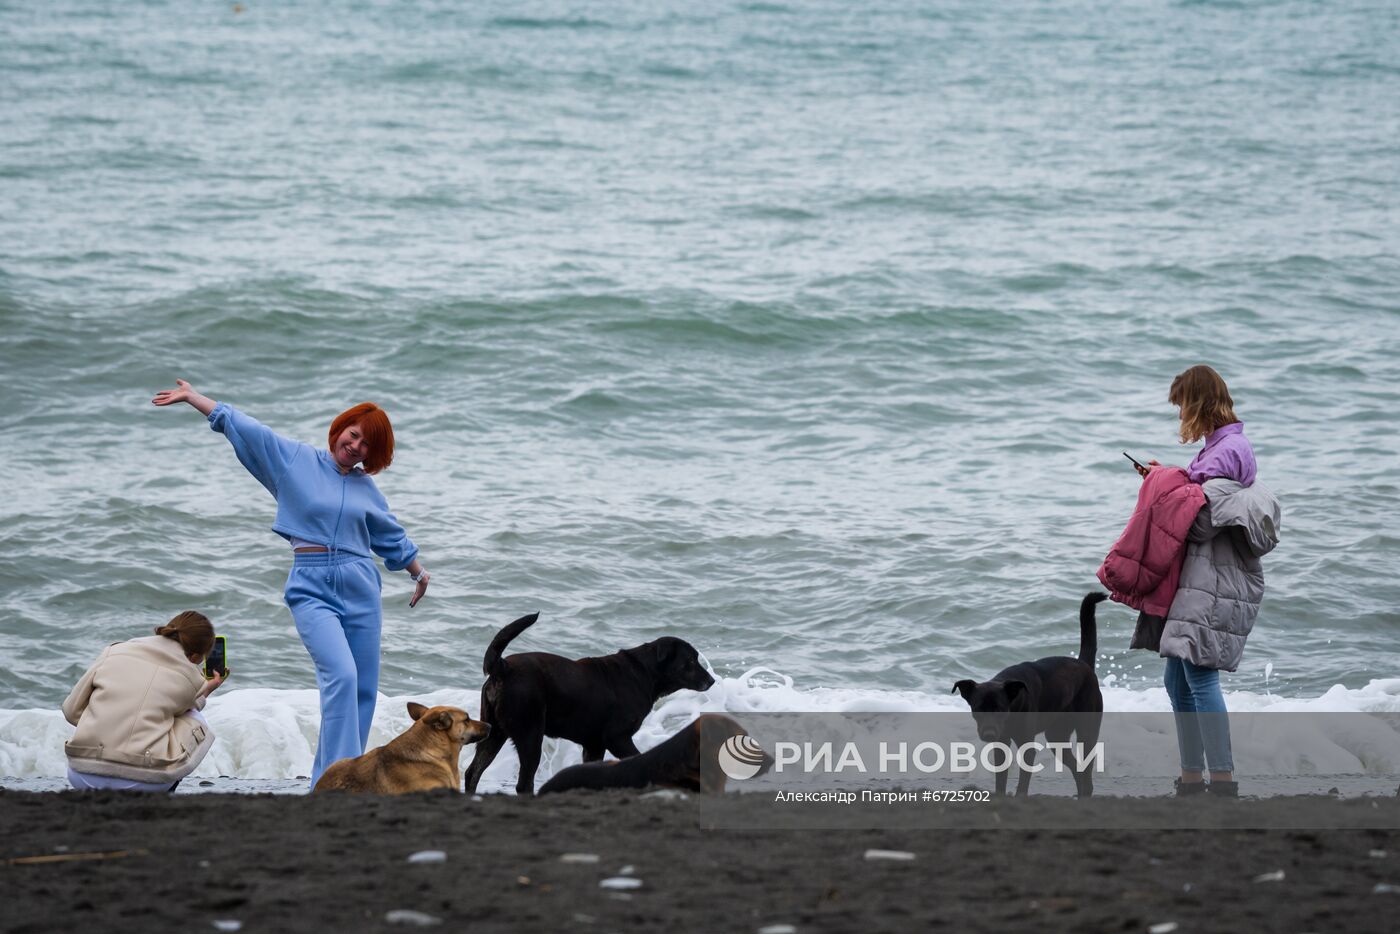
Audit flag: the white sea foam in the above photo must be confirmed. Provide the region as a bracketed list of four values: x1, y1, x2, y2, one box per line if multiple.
[3, 669, 1399, 786]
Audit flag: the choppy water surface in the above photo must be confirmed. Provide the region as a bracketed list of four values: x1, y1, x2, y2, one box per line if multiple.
[3, 0, 1400, 777]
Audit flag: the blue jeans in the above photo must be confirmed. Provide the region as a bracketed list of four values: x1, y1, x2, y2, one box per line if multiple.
[286, 551, 383, 788]
[1164, 657, 1234, 773]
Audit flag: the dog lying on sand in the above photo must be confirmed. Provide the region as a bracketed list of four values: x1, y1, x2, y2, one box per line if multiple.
[464, 613, 716, 796]
[538, 714, 773, 795]
[952, 592, 1106, 797]
[314, 703, 490, 795]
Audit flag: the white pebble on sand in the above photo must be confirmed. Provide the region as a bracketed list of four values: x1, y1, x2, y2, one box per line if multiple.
[641, 789, 689, 801]
[212, 922, 243, 933]
[406, 850, 447, 864]
[619, 864, 636, 875]
[1374, 883, 1400, 895]
[1149, 923, 1178, 934]
[385, 909, 443, 926]
[1253, 870, 1285, 883]
[759, 925, 797, 934]
[864, 849, 915, 861]
[600, 877, 643, 890]
[1370, 850, 1388, 858]
[560, 853, 600, 864]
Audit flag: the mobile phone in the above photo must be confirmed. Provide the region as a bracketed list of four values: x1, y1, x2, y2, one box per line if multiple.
[204, 636, 227, 679]
[1122, 452, 1150, 478]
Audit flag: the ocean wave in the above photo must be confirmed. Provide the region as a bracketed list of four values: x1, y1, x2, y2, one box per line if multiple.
[3, 0, 1400, 746]
[486, 17, 616, 32]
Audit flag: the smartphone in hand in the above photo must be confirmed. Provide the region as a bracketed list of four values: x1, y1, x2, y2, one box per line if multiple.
[204, 635, 228, 680]
[1123, 452, 1150, 478]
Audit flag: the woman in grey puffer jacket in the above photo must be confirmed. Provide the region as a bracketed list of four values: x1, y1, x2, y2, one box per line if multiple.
[1134, 366, 1281, 798]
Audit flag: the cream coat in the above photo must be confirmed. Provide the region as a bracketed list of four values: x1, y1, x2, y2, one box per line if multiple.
[63, 635, 214, 784]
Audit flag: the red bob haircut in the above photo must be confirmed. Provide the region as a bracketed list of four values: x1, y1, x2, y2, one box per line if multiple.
[328, 402, 395, 474]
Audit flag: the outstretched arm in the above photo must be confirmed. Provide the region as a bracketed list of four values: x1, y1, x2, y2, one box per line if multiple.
[153, 378, 304, 496]
[151, 378, 217, 416]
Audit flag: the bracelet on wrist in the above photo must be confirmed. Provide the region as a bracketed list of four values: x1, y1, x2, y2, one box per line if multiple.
[410, 569, 427, 583]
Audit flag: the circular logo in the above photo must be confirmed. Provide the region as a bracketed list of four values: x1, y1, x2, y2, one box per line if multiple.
[717, 734, 767, 781]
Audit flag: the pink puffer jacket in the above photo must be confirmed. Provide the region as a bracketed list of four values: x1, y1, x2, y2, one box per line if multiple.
[1096, 467, 1206, 616]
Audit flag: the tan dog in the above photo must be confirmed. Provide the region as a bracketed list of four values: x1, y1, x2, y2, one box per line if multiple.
[314, 702, 490, 795]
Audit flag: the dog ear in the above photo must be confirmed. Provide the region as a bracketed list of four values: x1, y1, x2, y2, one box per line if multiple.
[696, 714, 740, 748]
[407, 702, 428, 721]
[654, 639, 677, 667]
[1003, 681, 1028, 707]
[428, 711, 453, 731]
[952, 680, 977, 701]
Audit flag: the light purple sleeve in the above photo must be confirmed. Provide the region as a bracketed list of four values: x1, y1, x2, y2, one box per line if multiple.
[1187, 435, 1257, 486]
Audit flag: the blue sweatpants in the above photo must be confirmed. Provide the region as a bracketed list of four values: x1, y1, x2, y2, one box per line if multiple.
[286, 552, 382, 788]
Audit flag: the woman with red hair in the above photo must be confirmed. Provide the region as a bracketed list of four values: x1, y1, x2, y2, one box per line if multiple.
[153, 379, 430, 787]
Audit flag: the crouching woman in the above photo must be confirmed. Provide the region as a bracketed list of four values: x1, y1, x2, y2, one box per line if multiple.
[62, 611, 225, 792]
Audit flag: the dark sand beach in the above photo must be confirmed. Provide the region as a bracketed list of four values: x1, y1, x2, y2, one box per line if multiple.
[5, 790, 1400, 933]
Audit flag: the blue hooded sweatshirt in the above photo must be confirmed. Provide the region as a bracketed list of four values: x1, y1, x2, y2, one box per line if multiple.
[208, 403, 419, 571]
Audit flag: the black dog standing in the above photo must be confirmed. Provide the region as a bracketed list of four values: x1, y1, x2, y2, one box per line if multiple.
[464, 613, 716, 795]
[952, 592, 1106, 797]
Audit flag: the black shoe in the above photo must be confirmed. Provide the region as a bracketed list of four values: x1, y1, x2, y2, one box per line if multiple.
[1174, 778, 1207, 797]
[1206, 780, 1239, 798]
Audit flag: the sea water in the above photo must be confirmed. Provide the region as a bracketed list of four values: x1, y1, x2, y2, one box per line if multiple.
[2, 0, 1399, 787]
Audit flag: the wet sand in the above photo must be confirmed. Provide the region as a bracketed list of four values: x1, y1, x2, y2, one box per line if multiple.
[4, 790, 1400, 933]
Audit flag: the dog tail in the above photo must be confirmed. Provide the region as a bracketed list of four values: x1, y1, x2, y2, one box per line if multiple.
[1079, 592, 1108, 669]
[483, 612, 540, 678]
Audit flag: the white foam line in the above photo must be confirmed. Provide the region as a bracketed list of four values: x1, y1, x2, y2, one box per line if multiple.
[2, 671, 1398, 782]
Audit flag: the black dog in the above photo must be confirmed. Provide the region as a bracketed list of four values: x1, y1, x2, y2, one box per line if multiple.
[463, 613, 717, 796]
[952, 592, 1106, 797]
[538, 714, 773, 795]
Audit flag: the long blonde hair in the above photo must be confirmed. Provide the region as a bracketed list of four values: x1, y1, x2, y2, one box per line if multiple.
[1168, 365, 1238, 443]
